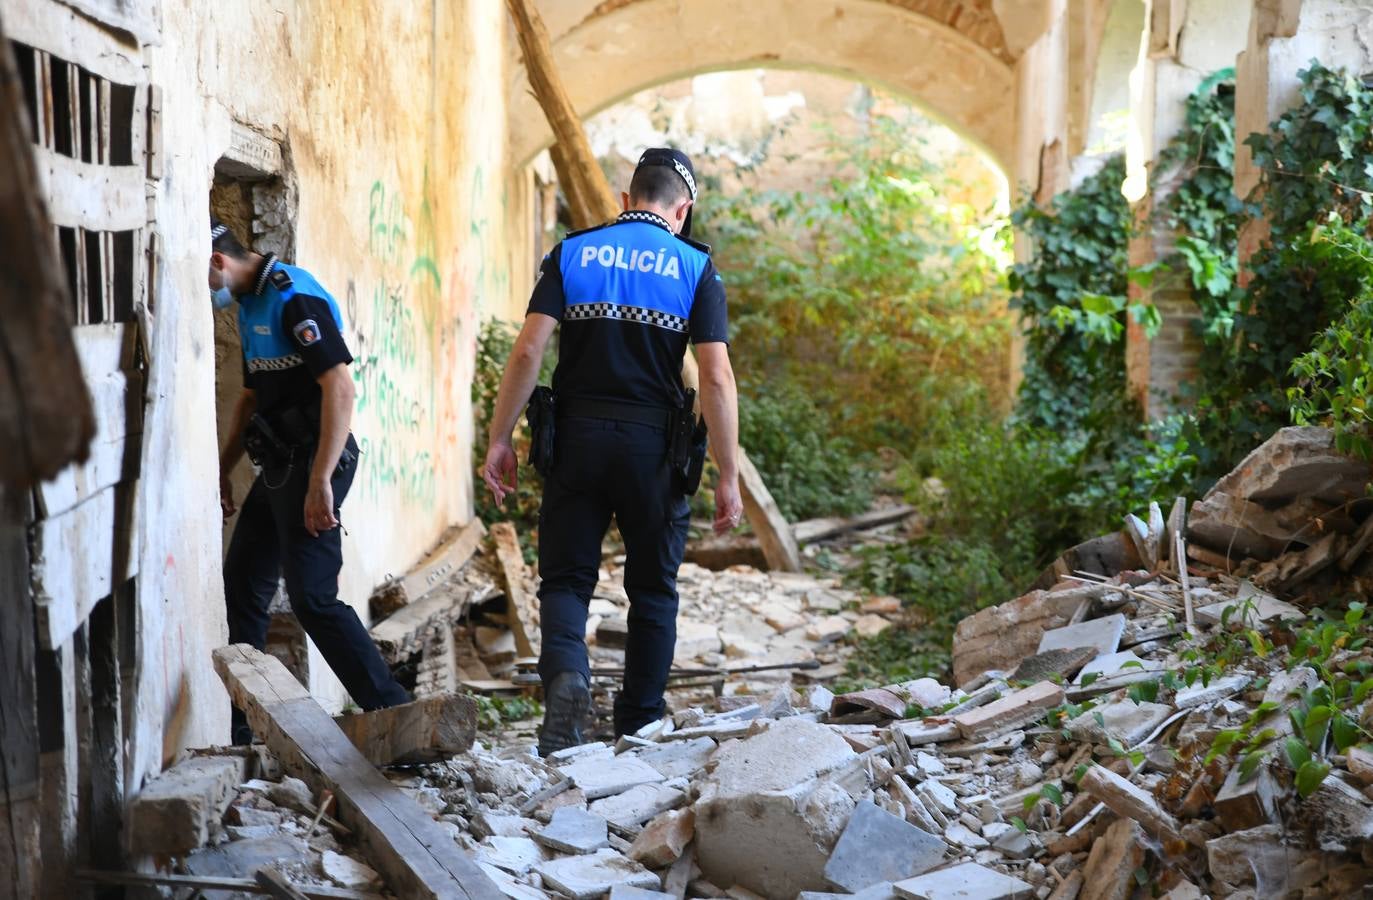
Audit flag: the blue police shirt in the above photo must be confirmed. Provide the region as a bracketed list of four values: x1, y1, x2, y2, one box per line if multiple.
[237, 254, 352, 418]
[527, 211, 729, 410]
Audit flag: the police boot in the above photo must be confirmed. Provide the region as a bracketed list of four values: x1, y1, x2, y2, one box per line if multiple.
[539, 671, 591, 757]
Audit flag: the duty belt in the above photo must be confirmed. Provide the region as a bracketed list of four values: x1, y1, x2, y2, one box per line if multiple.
[557, 396, 675, 429]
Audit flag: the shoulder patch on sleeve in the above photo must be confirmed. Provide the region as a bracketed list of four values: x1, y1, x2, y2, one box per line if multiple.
[292, 318, 321, 347]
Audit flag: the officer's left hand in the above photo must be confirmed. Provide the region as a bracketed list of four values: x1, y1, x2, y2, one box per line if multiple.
[304, 480, 338, 537]
[482, 440, 519, 507]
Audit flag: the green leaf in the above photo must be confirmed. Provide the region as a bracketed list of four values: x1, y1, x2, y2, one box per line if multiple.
[1332, 714, 1359, 752]
[1081, 672, 1100, 687]
[1247, 630, 1270, 658]
[1041, 783, 1064, 805]
[1295, 759, 1332, 798]
[1286, 736, 1312, 769]
[1304, 705, 1334, 748]
[1011, 816, 1029, 834]
[1238, 750, 1265, 783]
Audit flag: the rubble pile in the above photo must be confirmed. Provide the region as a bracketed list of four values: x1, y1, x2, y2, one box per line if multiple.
[138, 427, 1373, 898]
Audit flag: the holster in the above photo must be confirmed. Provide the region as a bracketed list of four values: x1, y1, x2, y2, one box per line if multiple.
[670, 389, 709, 496]
[526, 386, 556, 478]
[243, 414, 295, 470]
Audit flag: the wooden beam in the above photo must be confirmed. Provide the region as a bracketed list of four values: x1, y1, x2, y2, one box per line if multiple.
[257, 867, 314, 900]
[490, 522, 539, 658]
[36, 147, 146, 231]
[504, 0, 619, 230]
[32, 480, 141, 650]
[0, 488, 41, 897]
[792, 505, 918, 545]
[369, 585, 475, 665]
[212, 645, 503, 900]
[370, 519, 486, 620]
[77, 868, 384, 900]
[334, 694, 477, 767]
[3, 2, 144, 84]
[0, 12, 95, 490]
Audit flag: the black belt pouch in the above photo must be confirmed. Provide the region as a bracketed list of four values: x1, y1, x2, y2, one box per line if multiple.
[526, 386, 556, 478]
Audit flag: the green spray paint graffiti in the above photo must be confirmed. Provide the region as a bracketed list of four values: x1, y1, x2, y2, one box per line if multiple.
[350, 178, 444, 510]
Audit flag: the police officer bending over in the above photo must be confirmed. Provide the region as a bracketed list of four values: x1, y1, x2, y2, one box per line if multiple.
[482, 149, 744, 754]
[209, 219, 410, 744]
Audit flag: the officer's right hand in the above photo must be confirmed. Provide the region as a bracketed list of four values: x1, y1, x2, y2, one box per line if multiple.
[482, 440, 519, 507]
[713, 475, 744, 536]
[220, 471, 237, 520]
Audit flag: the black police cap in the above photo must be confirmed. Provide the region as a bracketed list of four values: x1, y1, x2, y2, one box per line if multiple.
[636, 148, 698, 237]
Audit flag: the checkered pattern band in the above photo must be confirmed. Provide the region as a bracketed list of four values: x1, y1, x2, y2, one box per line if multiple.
[671, 159, 697, 200]
[566, 302, 687, 333]
[210, 224, 229, 241]
[618, 211, 672, 230]
[252, 254, 280, 296]
[246, 353, 304, 373]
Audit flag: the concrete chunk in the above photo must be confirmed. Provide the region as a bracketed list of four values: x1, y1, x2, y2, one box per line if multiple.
[1010, 646, 1098, 684]
[477, 836, 552, 876]
[535, 848, 662, 899]
[1080, 818, 1144, 900]
[609, 887, 675, 900]
[559, 754, 665, 800]
[1067, 700, 1172, 748]
[633, 737, 716, 780]
[1073, 650, 1160, 684]
[1214, 764, 1278, 831]
[126, 755, 246, 855]
[1174, 673, 1249, 709]
[589, 781, 686, 830]
[1077, 765, 1182, 842]
[1036, 614, 1126, 657]
[953, 681, 1064, 740]
[693, 719, 857, 897]
[952, 588, 1093, 686]
[629, 808, 695, 868]
[534, 806, 609, 855]
[893, 862, 1033, 899]
[822, 801, 947, 892]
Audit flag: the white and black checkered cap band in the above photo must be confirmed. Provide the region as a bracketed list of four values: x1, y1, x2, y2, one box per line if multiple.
[671, 159, 697, 201]
[210, 224, 229, 241]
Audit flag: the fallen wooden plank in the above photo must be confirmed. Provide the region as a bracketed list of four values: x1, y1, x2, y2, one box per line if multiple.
[737, 450, 802, 572]
[212, 645, 503, 900]
[77, 868, 382, 900]
[370, 520, 486, 620]
[37, 146, 146, 231]
[491, 522, 539, 659]
[369, 584, 474, 664]
[257, 867, 313, 900]
[792, 505, 917, 545]
[334, 693, 477, 766]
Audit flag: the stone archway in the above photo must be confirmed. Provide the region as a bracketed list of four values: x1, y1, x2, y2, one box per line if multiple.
[510, 0, 1018, 173]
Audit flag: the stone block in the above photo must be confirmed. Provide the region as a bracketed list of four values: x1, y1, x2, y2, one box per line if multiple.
[853, 614, 892, 639]
[1068, 700, 1173, 747]
[822, 800, 947, 892]
[1206, 824, 1285, 887]
[805, 615, 852, 644]
[892, 863, 1033, 900]
[952, 588, 1094, 686]
[1010, 646, 1099, 684]
[629, 808, 694, 868]
[321, 850, 379, 889]
[559, 755, 665, 800]
[1036, 614, 1126, 657]
[1073, 650, 1161, 684]
[953, 681, 1064, 740]
[1080, 819, 1143, 900]
[126, 755, 246, 855]
[534, 806, 609, 855]
[693, 719, 857, 897]
[589, 780, 686, 831]
[1174, 673, 1250, 709]
[477, 836, 552, 876]
[1214, 764, 1278, 831]
[1202, 426, 1369, 508]
[633, 737, 716, 780]
[535, 849, 662, 899]
[832, 678, 948, 719]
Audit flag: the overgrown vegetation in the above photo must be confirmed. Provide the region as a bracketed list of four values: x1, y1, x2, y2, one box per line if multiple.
[1191, 62, 1373, 479]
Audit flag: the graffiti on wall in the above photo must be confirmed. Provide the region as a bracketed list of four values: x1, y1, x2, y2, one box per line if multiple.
[348, 178, 443, 510]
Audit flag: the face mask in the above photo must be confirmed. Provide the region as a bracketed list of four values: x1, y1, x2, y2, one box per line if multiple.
[210, 286, 235, 310]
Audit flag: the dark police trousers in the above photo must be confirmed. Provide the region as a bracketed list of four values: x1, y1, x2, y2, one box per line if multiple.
[224, 434, 410, 743]
[537, 416, 691, 737]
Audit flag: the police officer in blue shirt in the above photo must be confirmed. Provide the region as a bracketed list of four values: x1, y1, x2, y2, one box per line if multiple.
[482, 149, 744, 754]
[210, 219, 410, 744]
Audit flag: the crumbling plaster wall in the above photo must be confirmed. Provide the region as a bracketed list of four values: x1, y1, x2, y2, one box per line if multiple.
[508, 0, 1016, 176]
[133, 0, 513, 783]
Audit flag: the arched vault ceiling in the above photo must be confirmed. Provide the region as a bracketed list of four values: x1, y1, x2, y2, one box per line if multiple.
[511, 0, 1017, 173]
